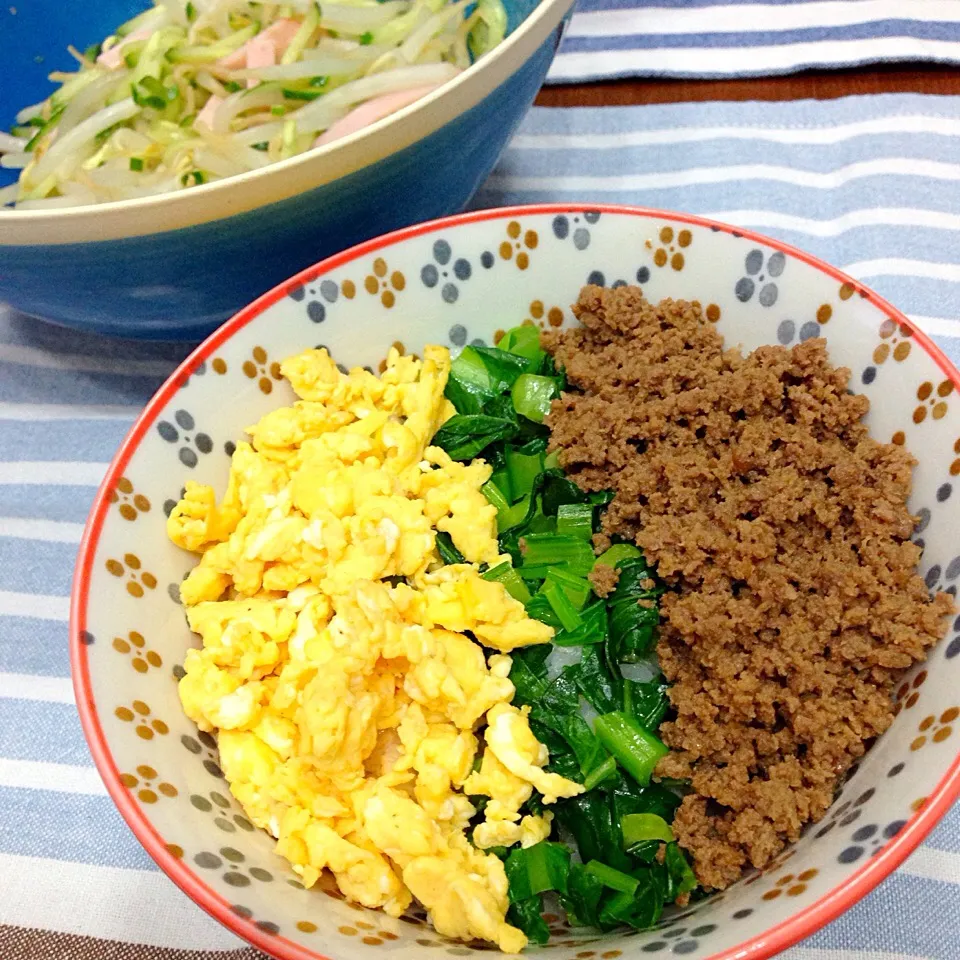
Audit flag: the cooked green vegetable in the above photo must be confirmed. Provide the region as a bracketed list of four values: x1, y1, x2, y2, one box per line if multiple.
[520, 534, 596, 579]
[505, 841, 571, 901]
[435, 531, 465, 566]
[482, 561, 532, 603]
[432, 413, 519, 461]
[512, 373, 560, 422]
[595, 712, 669, 787]
[440, 324, 693, 941]
[622, 812, 674, 846]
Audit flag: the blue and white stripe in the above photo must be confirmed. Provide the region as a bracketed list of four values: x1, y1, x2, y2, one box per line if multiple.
[1, 91, 959, 956]
[553, 0, 960, 82]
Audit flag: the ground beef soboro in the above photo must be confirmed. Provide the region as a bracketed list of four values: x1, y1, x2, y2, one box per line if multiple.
[544, 285, 953, 890]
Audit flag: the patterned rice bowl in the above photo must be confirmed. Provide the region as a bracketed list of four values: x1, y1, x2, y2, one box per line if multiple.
[72, 205, 960, 960]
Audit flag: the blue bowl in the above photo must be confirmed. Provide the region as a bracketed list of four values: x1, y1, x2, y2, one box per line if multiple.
[0, 0, 571, 339]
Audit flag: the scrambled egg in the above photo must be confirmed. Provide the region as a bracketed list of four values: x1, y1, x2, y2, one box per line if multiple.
[168, 345, 582, 952]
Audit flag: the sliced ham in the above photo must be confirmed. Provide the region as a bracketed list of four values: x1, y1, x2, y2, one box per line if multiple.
[244, 37, 276, 87]
[195, 94, 223, 130]
[312, 83, 442, 148]
[217, 18, 301, 70]
[96, 28, 153, 70]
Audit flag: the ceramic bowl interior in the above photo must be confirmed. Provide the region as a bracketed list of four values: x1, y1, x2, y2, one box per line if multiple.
[72, 205, 960, 960]
[0, 0, 569, 337]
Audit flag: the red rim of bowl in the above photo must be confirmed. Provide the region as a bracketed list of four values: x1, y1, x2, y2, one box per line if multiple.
[71, 202, 960, 960]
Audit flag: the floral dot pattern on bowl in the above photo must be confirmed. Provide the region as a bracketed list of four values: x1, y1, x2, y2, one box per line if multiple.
[73, 207, 960, 960]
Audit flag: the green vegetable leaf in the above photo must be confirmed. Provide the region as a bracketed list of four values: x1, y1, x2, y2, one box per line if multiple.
[431, 413, 519, 461]
[541, 568, 593, 610]
[520, 534, 596, 579]
[624, 678, 670, 731]
[541, 470, 591, 516]
[483, 561, 532, 603]
[573, 644, 622, 714]
[606, 556, 663, 665]
[585, 859, 639, 894]
[505, 444, 544, 501]
[597, 874, 663, 931]
[557, 502, 594, 540]
[595, 542, 642, 569]
[552, 600, 608, 647]
[507, 896, 550, 945]
[560, 863, 605, 927]
[582, 754, 618, 790]
[664, 842, 698, 897]
[622, 813, 674, 847]
[435, 531, 465, 566]
[512, 373, 561, 423]
[554, 793, 630, 871]
[508, 646, 550, 706]
[446, 345, 529, 416]
[543, 580, 583, 632]
[498, 324, 544, 369]
[505, 841, 571, 901]
[610, 773, 683, 827]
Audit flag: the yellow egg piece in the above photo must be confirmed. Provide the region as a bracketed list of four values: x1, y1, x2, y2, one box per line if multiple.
[167, 343, 567, 952]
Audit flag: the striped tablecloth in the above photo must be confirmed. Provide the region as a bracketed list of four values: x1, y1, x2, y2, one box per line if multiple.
[2, 91, 959, 959]
[552, 0, 960, 83]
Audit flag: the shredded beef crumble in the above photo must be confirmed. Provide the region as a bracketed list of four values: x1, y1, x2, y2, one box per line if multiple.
[543, 285, 952, 889]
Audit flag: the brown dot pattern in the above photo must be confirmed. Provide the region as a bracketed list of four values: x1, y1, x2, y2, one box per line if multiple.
[297, 921, 317, 933]
[212, 357, 227, 374]
[910, 703, 957, 752]
[108, 476, 151, 521]
[911, 378, 954, 424]
[817, 304, 832, 324]
[112, 630, 162, 673]
[120, 765, 177, 803]
[839, 282, 855, 300]
[499, 221, 538, 270]
[706, 303, 721, 322]
[105, 555, 156, 597]
[242, 346, 284, 394]
[652, 224, 691, 270]
[363, 259, 405, 308]
[876, 318, 913, 368]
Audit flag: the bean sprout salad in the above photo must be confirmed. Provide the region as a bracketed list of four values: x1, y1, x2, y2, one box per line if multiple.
[0, 0, 507, 209]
